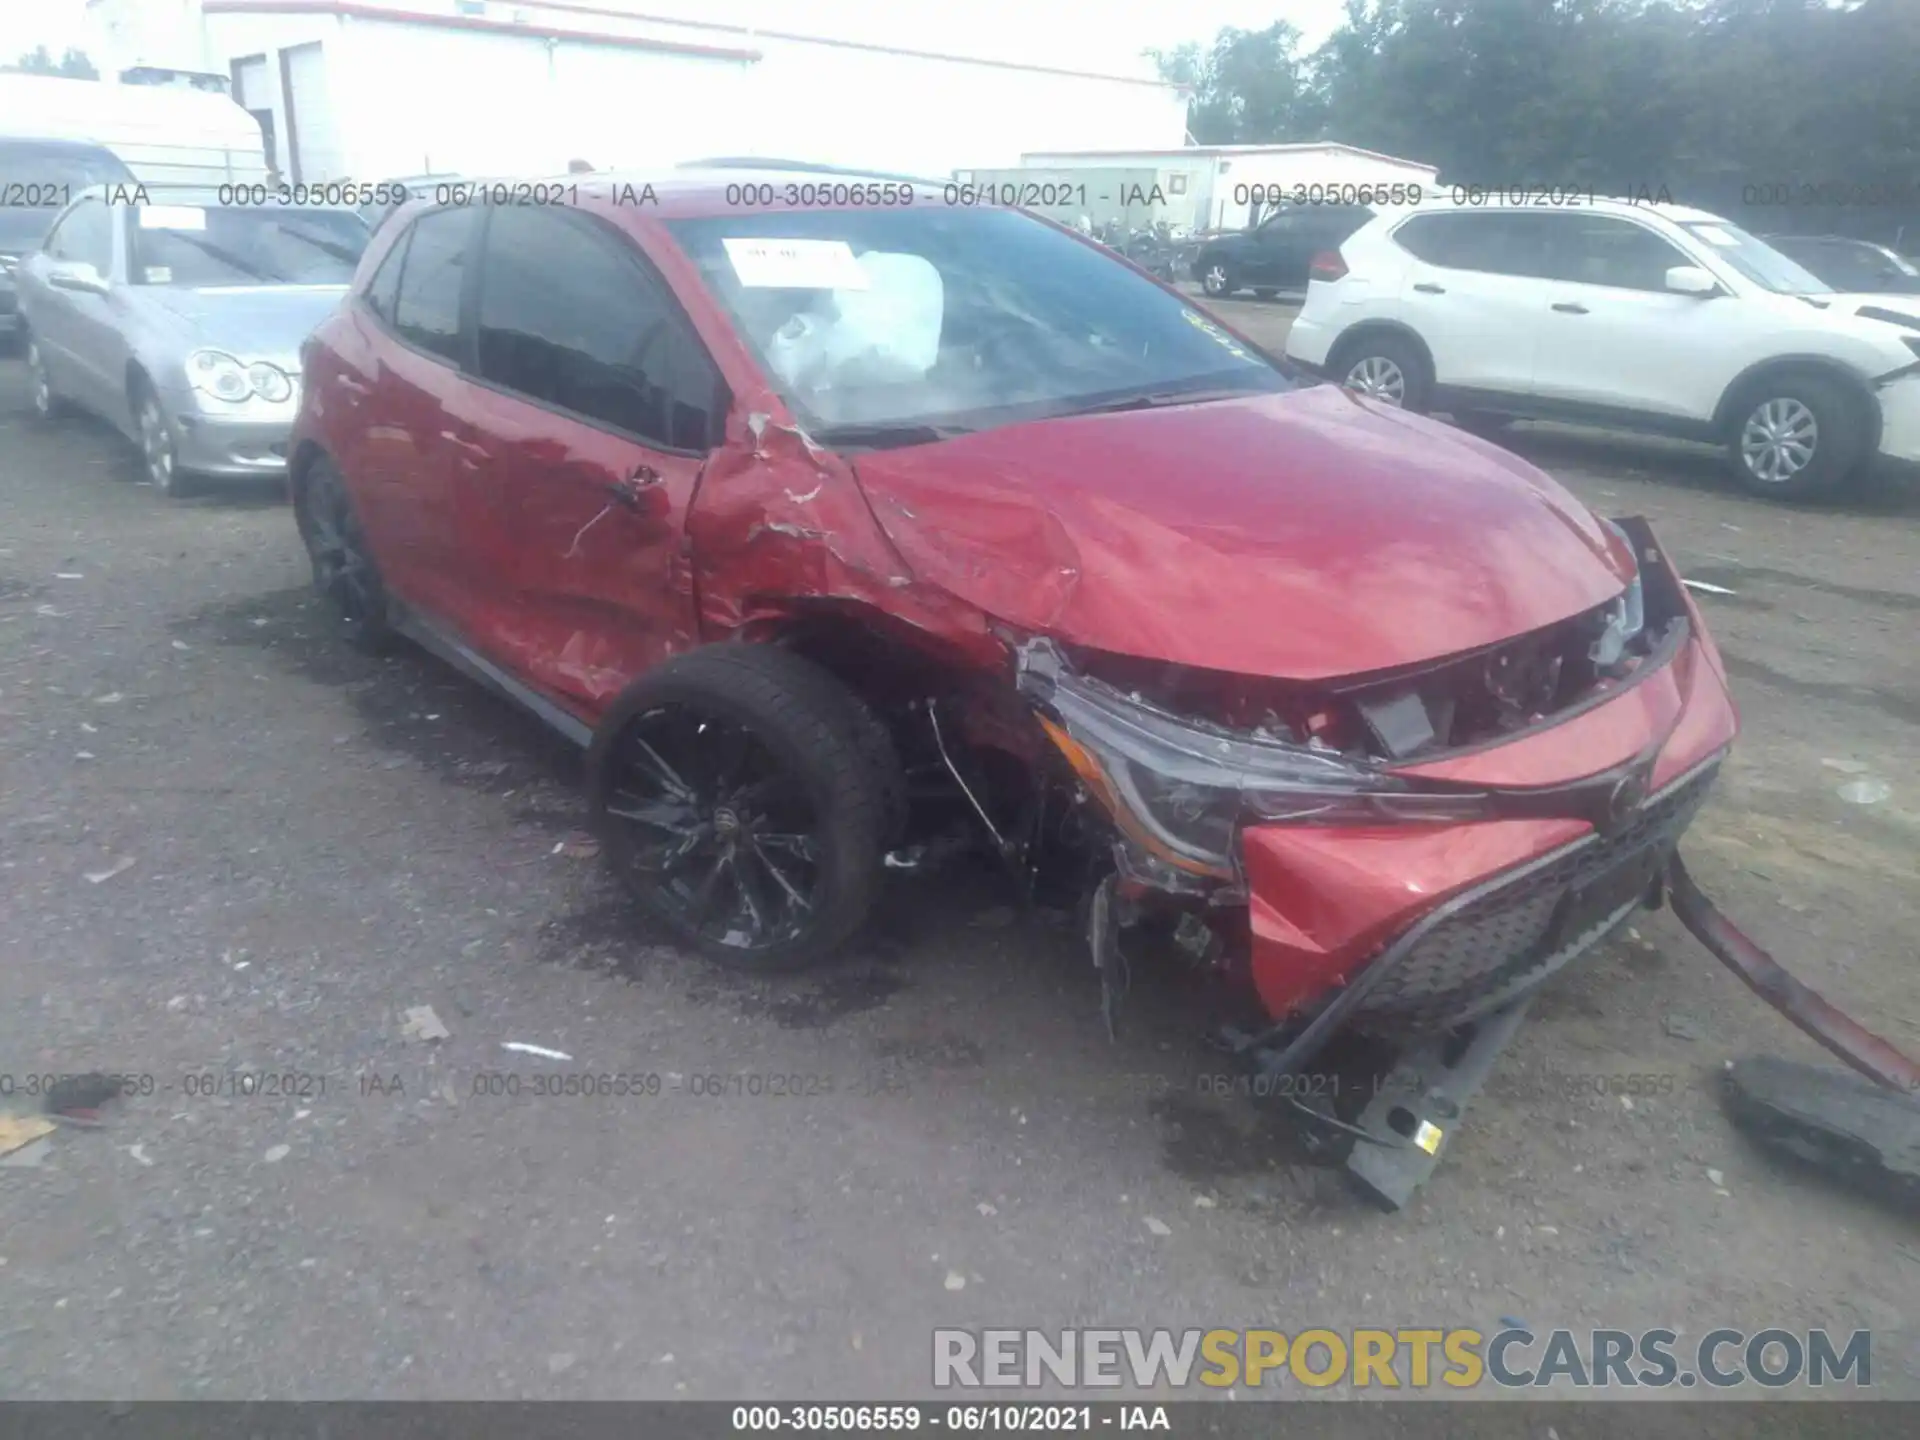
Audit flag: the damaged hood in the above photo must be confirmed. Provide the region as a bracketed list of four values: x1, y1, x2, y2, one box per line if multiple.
[852, 384, 1633, 680]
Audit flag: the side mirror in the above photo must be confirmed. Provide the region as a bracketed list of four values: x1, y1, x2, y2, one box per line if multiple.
[47, 261, 110, 296]
[1665, 265, 1718, 297]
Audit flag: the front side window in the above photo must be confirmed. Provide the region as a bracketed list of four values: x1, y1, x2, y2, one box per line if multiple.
[474, 207, 719, 450]
[45, 200, 114, 272]
[1530, 215, 1694, 291]
[666, 207, 1292, 445]
[391, 207, 475, 362]
[128, 205, 368, 286]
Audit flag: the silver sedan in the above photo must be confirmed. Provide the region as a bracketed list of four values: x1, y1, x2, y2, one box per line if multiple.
[17, 188, 369, 497]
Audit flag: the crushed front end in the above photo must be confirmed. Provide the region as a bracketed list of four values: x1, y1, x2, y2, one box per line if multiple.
[1010, 517, 1740, 1206]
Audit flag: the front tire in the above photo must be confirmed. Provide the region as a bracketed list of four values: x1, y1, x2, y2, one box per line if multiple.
[587, 646, 895, 973]
[132, 378, 191, 497]
[26, 337, 68, 421]
[1200, 260, 1235, 297]
[294, 455, 393, 652]
[1725, 374, 1867, 502]
[1450, 409, 1514, 438]
[1332, 333, 1434, 413]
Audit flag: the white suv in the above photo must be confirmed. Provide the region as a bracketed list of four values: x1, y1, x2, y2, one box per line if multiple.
[1284, 197, 1920, 500]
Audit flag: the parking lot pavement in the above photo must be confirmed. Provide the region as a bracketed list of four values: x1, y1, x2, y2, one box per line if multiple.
[2, 352, 1917, 1400]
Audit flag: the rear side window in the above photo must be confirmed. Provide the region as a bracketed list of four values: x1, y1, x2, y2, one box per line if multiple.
[1392, 212, 1535, 274]
[391, 208, 474, 362]
[1308, 206, 1375, 244]
[474, 207, 719, 451]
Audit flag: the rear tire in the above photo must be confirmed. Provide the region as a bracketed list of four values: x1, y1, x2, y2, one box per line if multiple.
[587, 645, 895, 973]
[1450, 409, 1514, 438]
[1331, 333, 1434, 413]
[27, 336, 70, 421]
[294, 455, 393, 652]
[1724, 373, 1867, 502]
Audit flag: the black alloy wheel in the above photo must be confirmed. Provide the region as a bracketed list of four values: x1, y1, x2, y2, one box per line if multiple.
[295, 457, 391, 650]
[589, 647, 894, 971]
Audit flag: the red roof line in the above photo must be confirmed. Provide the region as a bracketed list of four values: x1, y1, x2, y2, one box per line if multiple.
[199, 1, 764, 62]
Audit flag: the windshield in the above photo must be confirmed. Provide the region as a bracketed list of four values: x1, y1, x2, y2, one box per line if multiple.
[1680, 221, 1831, 295]
[0, 144, 133, 250]
[128, 205, 370, 286]
[666, 207, 1292, 444]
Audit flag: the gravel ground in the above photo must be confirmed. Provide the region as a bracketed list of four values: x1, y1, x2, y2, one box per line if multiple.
[2, 329, 1917, 1400]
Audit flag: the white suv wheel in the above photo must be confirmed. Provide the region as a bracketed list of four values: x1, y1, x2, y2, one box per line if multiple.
[1346, 355, 1406, 406]
[1738, 398, 1818, 484]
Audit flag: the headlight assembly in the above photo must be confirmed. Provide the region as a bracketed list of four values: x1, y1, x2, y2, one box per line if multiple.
[187, 349, 254, 403]
[1589, 519, 1646, 670]
[246, 361, 293, 403]
[1016, 639, 1505, 879]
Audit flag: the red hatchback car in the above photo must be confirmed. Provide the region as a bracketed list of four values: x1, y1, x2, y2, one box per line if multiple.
[291, 171, 1739, 1204]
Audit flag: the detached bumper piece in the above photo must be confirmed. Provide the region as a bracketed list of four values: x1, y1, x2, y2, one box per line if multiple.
[1722, 1056, 1920, 1210]
[1666, 853, 1920, 1207]
[1344, 996, 1536, 1211]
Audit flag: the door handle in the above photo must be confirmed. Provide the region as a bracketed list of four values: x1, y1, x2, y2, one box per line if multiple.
[1412, 282, 1446, 294]
[438, 430, 492, 464]
[1552, 302, 1589, 314]
[606, 464, 664, 510]
[334, 373, 372, 397]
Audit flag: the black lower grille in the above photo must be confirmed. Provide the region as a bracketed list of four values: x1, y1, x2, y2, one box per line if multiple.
[1356, 759, 1722, 1029]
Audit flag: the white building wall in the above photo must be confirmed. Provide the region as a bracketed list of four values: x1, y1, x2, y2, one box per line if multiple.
[741, 41, 1187, 176]
[202, 11, 343, 177]
[549, 43, 755, 171]
[328, 21, 556, 178]
[172, 4, 1188, 184]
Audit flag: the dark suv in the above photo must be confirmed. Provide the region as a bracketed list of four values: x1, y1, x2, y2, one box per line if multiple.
[1761, 235, 1920, 295]
[1192, 204, 1375, 299]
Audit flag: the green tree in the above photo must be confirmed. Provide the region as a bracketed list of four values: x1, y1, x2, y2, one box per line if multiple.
[1148, 24, 1322, 144]
[1154, 0, 1918, 241]
[7, 46, 100, 78]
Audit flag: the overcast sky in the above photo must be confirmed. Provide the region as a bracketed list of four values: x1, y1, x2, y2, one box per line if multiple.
[15, 0, 1346, 77]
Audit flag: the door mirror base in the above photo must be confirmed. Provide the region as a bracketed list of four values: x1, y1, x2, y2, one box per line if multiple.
[47, 261, 111, 297]
[1665, 265, 1720, 297]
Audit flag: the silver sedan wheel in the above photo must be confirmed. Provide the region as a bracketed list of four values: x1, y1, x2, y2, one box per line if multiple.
[1345, 354, 1407, 406]
[1202, 263, 1229, 295]
[27, 340, 55, 417]
[1739, 398, 1818, 484]
[137, 391, 180, 494]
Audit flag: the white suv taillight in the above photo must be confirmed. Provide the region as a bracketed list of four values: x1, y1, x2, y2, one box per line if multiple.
[1310, 249, 1349, 282]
